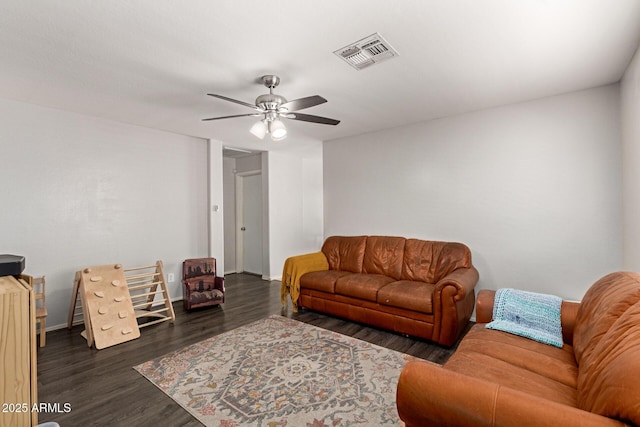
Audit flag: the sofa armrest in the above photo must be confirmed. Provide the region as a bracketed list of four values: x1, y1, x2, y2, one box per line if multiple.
[434, 267, 479, 346]
[215, 276, 225, 303]
[475, 289, 496, 323]
[397, 360, 626, 427]
[475, 289, 581, 345]
[281, 251, 329, 310]
[435, 266, 479, 301]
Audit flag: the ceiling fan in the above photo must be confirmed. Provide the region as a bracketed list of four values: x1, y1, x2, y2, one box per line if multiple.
[203, 75, 340, 141]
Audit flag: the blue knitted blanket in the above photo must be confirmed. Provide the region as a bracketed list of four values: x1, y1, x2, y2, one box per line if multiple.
[486, 288, 563, 348]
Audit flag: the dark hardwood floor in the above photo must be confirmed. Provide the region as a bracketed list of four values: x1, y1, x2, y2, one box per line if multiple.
[36, 273, 468, 426]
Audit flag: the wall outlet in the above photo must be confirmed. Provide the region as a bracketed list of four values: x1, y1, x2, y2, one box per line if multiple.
[167, 273, 175, 283]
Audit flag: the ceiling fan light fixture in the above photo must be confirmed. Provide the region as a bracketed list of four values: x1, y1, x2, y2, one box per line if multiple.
[269, 119, 287, 141]
[204, 74, 339, 138]
[249, 120, 267, 139]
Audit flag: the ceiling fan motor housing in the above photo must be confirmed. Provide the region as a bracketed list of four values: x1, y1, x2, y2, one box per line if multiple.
[255, 93, 287, 112]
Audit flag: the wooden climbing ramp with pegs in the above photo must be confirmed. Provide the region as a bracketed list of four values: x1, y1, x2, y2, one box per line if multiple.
[67, 260, 175, 349]
[76, 264, 140, 349]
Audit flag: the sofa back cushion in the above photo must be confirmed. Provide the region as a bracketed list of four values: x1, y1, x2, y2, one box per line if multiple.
[321, 236, 367, 273]
[362, 236, 405, 280]
[401, 239, 472, 283]
[573, 272, 640, 363]
[573, 271, 640, 424]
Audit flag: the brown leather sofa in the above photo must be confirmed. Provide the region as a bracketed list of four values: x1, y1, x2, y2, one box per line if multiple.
[297, 235, 479, 347]
[396, 271, 640, 426]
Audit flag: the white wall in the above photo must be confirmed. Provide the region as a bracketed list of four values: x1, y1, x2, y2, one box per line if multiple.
[223, 156, 237, 273]
[622, 44, 640, 271]
[324, 85, 622, 300]
[208, 138, 225, 270]
[236, 154, 262, 173]
[266, 145, 324, 280]
[0, 98, 209, 329]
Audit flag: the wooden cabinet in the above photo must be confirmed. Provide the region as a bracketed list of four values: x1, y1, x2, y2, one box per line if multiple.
[0, 275, 37, 427]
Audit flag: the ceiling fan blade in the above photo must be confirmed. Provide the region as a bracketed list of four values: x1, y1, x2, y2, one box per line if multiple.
[286, 112, 340, 125]
[202, 113, 263, 121]
[280, 95, 327, 112]
[207, 94, 262, 112]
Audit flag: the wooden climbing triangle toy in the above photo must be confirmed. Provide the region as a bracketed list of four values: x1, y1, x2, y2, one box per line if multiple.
[68, 260, 175, 349]
[77, 264, 140, 349]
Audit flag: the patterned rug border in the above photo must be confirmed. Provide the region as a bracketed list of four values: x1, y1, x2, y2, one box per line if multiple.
[134, 315, 415, 426]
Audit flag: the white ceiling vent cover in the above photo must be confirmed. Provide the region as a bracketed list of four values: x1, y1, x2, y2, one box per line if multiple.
[334, 33, 399, 70]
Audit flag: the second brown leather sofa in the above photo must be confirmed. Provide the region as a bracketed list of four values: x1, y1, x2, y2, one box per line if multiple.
[397, 271, 640, 426]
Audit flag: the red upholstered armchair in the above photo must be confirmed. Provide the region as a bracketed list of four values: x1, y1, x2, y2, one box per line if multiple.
[182, 258, 225, 310]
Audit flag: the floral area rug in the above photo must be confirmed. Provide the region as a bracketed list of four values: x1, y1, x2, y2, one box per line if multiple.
[134, 315, 414, 426]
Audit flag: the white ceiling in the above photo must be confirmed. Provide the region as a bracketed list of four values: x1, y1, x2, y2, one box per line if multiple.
[1, 0, 639, 153]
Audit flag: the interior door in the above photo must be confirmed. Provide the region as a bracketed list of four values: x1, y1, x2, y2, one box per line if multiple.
[241, 173, 263, 275]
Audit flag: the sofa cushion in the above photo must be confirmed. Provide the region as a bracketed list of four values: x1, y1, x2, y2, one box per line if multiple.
[576, 298, 640, 424]
[445, 324, 579, 406]
[573, 272, 640, 366]
[321, 236, 367, 273]
[401, 239, 472, 283]
[335, 273, 395, 302]
[300, 270, 351, 294]
[573, 271, 640, 425]
[362, 236, 405, 280]
[377, 280, 434, 314]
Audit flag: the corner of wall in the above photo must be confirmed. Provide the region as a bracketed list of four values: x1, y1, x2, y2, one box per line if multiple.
[208, 139, 225, 269]
[621, 43, 640, 270]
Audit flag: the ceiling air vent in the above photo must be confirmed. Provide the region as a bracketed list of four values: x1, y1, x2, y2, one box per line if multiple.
[334, 33, 399, 70]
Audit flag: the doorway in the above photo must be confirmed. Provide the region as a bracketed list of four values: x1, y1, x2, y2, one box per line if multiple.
[236, 172, 263, 275]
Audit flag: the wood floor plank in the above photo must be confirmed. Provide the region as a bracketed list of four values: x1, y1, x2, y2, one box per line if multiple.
[36, 273, 468, 426]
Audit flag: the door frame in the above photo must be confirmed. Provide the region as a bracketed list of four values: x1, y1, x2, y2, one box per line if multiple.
[235, 169, 262, 274]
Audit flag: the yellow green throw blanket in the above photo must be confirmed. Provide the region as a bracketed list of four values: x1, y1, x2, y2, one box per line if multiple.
[281, 251, 328, 311]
